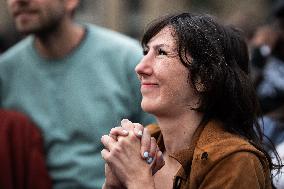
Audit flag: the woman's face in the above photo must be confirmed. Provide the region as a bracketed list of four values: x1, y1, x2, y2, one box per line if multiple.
[135, 27, 199, 117]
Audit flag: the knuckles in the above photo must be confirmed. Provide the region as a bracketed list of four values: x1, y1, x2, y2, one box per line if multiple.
[128, 131, 138, 141]
[111, 145, 123, 155]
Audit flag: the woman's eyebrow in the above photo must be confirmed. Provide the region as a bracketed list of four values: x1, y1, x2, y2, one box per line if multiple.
[151, 44, 176, 51]
[153, 44, 170, 48]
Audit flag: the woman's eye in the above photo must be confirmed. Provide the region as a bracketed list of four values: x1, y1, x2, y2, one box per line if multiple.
[158, 48, 167, 56]
[143, 49, 149, 55]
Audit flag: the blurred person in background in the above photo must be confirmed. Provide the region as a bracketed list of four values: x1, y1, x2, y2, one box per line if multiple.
[250, 0, 284, 151]
[250, 0, 284, 187]
[0, 109, 51, 189]
[0, 36, 3, 53]
[0, 0, 154, 188]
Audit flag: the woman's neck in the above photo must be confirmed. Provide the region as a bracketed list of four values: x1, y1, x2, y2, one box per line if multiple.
[156, 110, 203, 155]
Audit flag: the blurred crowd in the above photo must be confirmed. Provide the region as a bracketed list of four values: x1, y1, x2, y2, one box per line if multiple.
[250, 1, 284, 187]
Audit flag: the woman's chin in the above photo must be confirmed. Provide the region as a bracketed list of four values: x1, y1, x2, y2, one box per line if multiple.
[141, 100, 158, 115]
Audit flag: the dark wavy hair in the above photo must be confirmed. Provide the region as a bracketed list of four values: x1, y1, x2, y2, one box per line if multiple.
[141, 12, 282, 187]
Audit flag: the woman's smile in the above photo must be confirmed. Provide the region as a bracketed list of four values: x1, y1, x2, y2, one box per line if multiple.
[141, 81, 159, 93]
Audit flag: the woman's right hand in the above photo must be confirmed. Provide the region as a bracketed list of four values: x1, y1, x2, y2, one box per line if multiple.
[102, 119, 164, 189]
[109, 119, 164, 174]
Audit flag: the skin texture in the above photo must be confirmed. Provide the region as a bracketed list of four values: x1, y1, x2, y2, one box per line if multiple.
[109, 121, 158, 161]
[136, 27, 199, 118]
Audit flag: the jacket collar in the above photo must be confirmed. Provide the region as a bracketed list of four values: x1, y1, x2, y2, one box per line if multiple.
[154, 121, 209, 179]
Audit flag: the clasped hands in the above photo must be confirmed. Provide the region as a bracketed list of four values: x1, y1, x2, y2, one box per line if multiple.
[101, 119, 164, 189]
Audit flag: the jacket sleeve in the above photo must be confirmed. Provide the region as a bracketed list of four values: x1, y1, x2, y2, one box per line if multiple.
[198, 151, 271, 189]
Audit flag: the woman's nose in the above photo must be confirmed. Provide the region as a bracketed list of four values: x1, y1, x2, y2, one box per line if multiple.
[135, 54, 153, 77]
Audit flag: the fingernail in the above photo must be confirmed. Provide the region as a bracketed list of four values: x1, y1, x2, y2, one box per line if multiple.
[121, 119, 130, 124]
[122, 130, 129, 134]
[101, 135, 109, 143]
[137, 130, 143, 137]
[143, 151, 149, 158]
[147, 157, 153, 164]
[101, 135, 107, 139]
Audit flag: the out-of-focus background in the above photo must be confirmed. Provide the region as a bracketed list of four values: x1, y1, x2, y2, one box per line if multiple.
[0, 0, 276, 52]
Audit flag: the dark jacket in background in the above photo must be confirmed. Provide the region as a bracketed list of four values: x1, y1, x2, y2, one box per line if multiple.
[0, 110, 52, 189]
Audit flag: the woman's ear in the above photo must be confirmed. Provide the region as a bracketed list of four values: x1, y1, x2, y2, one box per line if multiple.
[195, 77, 205, 92]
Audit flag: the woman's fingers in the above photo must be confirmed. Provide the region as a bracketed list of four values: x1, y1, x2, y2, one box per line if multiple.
[133, 123, 144, 138]
[101, 135, 116, 151]
[103, 120, 164, 175]
[147, 137, 165, 174]
[146, 137, 157, 164]
[140, 128, 151, 160]
[101, 149, 110, 161]
[152, 150, 165, 175]
[120, 119, 134, 131]
[109, 127, 129, 141]
[111, 119, 144, 139]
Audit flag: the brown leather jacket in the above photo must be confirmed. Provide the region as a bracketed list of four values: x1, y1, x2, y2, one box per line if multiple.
[148, 120, 272, 189]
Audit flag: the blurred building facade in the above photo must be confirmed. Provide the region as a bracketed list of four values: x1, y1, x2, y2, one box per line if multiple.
[0, 0, 273, 51]
[74, 0, 272, 40]
[75, 0, 191, 38]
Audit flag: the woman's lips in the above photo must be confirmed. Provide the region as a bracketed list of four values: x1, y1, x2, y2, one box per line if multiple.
[141, 82, 159, 91]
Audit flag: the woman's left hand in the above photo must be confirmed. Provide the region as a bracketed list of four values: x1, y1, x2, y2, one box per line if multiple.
[101, 120, 155, 189]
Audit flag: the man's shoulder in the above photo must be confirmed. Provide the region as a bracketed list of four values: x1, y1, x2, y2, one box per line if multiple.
[0, 109, 41, 135]
[0, 37, 33, 63]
